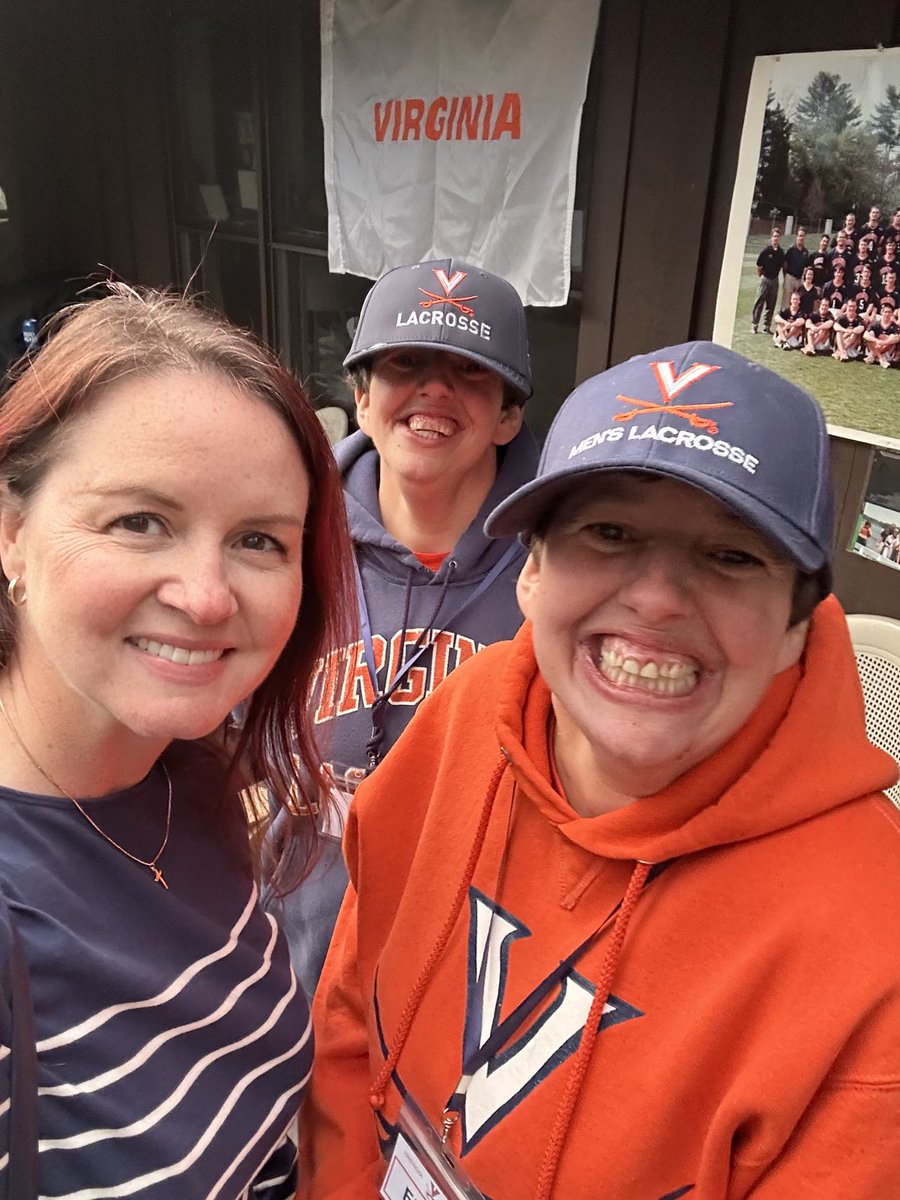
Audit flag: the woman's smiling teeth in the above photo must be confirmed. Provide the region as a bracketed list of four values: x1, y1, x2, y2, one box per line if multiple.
[407, 413, 456, 438]
[130, 637, 225, 665]
[593, 637, 700, 696]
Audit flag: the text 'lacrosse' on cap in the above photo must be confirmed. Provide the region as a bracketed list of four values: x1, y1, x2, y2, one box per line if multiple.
[344, 259, 532, 400]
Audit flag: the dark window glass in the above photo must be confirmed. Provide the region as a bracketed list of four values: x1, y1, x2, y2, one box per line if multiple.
[524, 300, 582, 444]
[268, 0, 327, 243]
[273, 248, 370, 415]
[169, 1, 261, 235]
[178, 231, 263, 338]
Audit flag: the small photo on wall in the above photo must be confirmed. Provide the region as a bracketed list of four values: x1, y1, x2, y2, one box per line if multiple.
[850, 447, 900, 571]
[715, 47, 900, 445]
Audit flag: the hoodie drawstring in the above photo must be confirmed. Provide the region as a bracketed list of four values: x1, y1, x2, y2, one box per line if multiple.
[534, 859, 653, 1200]
[363, 562, 456, 771]
[369, 754, 509, 1110]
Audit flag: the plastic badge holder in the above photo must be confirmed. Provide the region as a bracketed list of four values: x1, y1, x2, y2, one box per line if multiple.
[380, 1094, 486, 1200]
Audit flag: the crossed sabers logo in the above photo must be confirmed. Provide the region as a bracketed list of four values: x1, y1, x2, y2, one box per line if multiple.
[614, 361, 730, 434]
[418, 268, 477, 317]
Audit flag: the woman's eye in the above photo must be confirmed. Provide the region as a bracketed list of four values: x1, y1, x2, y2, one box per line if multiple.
[239, 531, 285, 554]
[114, 513, 164, 535]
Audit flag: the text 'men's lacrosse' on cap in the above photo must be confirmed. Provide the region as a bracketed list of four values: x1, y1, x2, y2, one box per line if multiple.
[486, 341, 833, 596]
[344, 259, 532, 400]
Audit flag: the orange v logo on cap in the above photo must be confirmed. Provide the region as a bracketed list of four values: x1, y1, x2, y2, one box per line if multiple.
[418, 268, 478, 316]
[614, 360, 731, 435]
[433, 269, 468, 296]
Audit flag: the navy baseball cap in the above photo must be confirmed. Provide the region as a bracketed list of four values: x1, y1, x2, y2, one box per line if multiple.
[486, 341, 833, 597]
[344, 259, 532, 400]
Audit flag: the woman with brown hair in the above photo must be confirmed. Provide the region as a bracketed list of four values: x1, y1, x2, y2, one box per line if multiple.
[0, 287, 355, 1198]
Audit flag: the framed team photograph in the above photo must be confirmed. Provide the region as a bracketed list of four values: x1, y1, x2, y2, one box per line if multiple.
[850, 447, 900, 570]
[714, 47, 900, 446]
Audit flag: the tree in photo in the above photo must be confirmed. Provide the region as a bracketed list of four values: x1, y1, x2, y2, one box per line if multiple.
[794, 71, 862, 137]
[803, 178, 826, 228]
[755, 88, 793, 215]
[790, 73, 879, 219]
[871, 84, 900, 200]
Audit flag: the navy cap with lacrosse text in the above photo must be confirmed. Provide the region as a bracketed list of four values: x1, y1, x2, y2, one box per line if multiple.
[486, 341, 833, 597]
[344, 259, 532, 400]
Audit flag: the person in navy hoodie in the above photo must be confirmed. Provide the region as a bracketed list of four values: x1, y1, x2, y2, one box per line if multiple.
[269, 260, 538, 995]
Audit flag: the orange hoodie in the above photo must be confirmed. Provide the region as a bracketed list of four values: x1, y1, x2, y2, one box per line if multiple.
[303, 597, 900, 1200]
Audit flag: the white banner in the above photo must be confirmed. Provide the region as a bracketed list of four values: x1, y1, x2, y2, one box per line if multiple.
[321, 0, 601, 306]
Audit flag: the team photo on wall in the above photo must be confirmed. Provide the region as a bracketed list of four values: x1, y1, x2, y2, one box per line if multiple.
[716, 46, 900, 443]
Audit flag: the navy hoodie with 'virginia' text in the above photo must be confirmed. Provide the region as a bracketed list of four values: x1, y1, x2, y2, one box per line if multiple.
[268, 424, 539, 996]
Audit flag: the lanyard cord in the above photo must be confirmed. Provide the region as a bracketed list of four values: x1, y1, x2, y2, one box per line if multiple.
[356, 543, 521, 771]
[356, 557, 449, 708]
[369, 754, 511, 1110]
[535, 859, 654, 1200]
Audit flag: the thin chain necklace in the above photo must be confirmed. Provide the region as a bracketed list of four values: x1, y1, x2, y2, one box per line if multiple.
[0, 697, 173, 888]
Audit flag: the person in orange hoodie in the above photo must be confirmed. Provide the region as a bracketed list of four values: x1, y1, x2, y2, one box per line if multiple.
[302, 342, 900, 1200]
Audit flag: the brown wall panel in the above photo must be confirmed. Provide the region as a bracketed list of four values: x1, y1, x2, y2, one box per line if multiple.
[575, 0, 641, 381]
[606, 0, 733, 363]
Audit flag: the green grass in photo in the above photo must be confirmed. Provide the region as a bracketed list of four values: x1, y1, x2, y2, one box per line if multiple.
[731, 236, 899, 441]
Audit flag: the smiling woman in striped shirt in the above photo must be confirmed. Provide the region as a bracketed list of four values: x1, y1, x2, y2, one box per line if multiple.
[0, 287, 354, 1199]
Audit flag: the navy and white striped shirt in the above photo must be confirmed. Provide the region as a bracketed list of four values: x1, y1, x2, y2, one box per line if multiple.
[0, 744, 311, 1199]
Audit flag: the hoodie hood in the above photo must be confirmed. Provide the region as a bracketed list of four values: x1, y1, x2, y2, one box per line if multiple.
[496, 595, 897, 863]
[336, 425, 538, 581]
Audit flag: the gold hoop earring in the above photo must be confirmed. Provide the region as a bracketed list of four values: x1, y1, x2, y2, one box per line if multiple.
[6, 576, 26, 608]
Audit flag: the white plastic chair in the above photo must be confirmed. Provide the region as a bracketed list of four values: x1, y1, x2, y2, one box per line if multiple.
[845, 613, 900, 807]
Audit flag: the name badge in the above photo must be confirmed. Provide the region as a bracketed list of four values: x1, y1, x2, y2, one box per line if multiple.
[380, 1095, 485, 1200]
[381, 1133, 454, 1200]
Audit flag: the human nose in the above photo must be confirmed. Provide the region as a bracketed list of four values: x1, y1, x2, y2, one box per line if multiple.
[156, 547, 239, 626]
[615, 547, 695, 624]
[415, 356, 456, 394]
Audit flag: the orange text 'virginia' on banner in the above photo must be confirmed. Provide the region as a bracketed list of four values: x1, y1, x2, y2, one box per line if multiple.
[373, 94, 522, 143]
